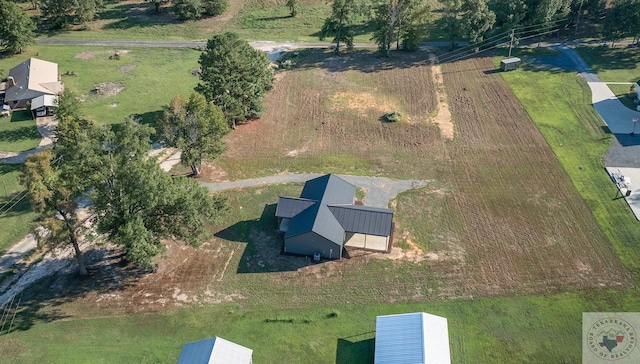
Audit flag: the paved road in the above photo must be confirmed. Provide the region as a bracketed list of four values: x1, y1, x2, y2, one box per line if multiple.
[0, 235, 37, 275]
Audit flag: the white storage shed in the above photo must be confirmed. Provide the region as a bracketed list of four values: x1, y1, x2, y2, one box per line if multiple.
[374, 312, 451, 364]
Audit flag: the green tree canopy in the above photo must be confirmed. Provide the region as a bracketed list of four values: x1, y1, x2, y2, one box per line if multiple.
[0, 0, 36, 54]
[320, 0, 359, 53]
[92, 119, 229, 269]
[20, 90, 97, 276]
[39, 0, 104, 28]
[195, 32, 274, 128]
[157, 92, 229, 176]
[21, 149, 89, 276]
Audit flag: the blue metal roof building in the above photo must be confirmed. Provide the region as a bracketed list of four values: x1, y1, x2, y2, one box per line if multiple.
[375, 312, 451, 364]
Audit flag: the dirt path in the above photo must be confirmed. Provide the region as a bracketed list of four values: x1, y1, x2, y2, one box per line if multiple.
[0, 116, 57, 164]
[427, 53, 454, 139]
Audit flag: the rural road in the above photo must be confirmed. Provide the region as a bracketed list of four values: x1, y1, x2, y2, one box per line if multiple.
[0, 235, 37, 275]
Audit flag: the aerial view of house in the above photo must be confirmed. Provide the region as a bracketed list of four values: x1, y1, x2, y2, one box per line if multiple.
[1, 1, 640, 363]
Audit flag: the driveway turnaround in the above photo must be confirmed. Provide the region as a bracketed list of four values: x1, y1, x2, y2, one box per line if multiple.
[201, 174, 428, 209]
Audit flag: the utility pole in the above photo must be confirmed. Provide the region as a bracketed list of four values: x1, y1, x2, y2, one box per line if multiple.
[508, 29, 515, 57]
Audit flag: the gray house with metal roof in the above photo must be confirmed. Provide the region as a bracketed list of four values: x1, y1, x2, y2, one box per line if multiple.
[275, 174, 393, 259]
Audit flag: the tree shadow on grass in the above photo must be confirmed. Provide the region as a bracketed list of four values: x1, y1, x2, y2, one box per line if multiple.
[288, 48, 431, 74]
[0, 126, 40, 145]
[0, 247, 143, 335]
[215, 203, 314, 273]
[576, 45, 640, 76]
[336, 336, 375, 364]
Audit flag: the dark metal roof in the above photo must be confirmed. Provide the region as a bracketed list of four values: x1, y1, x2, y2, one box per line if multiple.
[328, 205, 394, 236]
[275, 197, 316, 218]
[278, 174, 393, 246]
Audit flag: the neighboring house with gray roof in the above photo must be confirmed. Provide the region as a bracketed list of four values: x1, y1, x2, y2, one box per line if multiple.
[275, 174, 394, 259]
[177, 336, 253, 364]
[2, 58, 63, 109]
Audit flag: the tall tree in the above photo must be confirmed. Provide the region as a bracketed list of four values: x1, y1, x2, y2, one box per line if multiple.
[157, 92, 229, 176]
[320, 0, 359, 53]
[92, 119, 229, 269]
[21, 149, 89, 276]
[39, 0, 104, 28]
[439, 0, 463, 50]
[489, 0, 526, 32]
[19, 90, 98, 277]
[602, 0, 638, 45]
[460, 0, 495, 44]
[202, 0, 228, 16]
[195, 32, 274, 128]
[287, 0, 299, 17]
[173, 0, 202, 19]
[0, 0, 36, 54]
[370, 0, 430, 55]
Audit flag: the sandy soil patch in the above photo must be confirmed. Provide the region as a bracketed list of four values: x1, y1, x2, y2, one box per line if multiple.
[429, 62, 454, 139]
[119, 63, 138, 73]
[331, 91, 399, 117]
[92, 82, 124, 98]
[75, 49, 131, 59]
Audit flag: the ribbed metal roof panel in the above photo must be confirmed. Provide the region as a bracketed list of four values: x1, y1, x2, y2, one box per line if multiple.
[328, 205, 393, 236]
[374, 312, 450, 364]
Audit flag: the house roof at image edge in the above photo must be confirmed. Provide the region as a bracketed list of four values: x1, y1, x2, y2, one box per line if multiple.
[177, 336, 253, 364]
[4, 58, 63, 103]
[275, 174, 394, 247]
[375, 312, 451, 364]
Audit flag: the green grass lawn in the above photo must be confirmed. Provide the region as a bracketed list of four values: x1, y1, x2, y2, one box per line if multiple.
[0, 46, 201, 128]
[606, 83, 638, 111]
[575, 45, 640, 82]
[0, 111, 40, 153]
[0, 165, 35, 255]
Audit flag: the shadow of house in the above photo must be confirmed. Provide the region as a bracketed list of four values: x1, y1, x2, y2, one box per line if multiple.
[276, 174, 394, 260]
[215, 204, 314, 273]
[336, 337, 375, 364]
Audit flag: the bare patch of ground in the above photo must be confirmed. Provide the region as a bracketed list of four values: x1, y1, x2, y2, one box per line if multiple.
[330, 91, 399, 117]
[92, 82, 124, 98]
[119, 63, 138, 73]
[75, 49, 131, 59]
[429, 63, 454, 139]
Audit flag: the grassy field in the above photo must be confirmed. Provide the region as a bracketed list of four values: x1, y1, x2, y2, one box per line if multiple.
[0, 165, 35, 254]
[22, 0, 450, 44]
[0, 45, 201, 128]
[1, 46, 639, 363]
[0, 111, 40, 153]
[575, 45, 640, 82]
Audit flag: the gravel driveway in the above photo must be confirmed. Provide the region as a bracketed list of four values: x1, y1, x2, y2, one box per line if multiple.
[200, 174, 429, 208]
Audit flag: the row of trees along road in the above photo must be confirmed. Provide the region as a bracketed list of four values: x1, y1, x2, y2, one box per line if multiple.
[21, 90, 229, 274]
[320, 0, 606, 55]
[20, 33, 272, 274]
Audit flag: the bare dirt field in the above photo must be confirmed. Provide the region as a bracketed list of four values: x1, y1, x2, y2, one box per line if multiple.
[12, 52, 631, 318]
